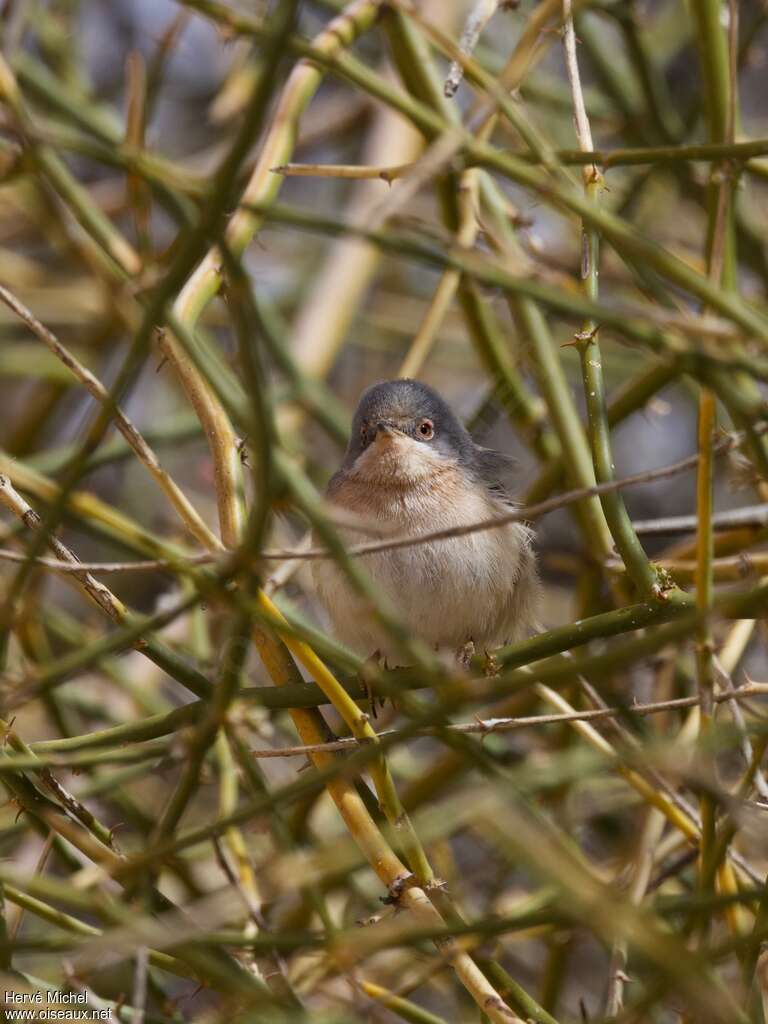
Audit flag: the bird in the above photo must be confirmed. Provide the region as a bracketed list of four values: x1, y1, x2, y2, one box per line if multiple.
[312, 379, 539, 665]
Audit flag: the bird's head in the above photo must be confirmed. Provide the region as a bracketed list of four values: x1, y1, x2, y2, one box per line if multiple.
[340, 379, 478, 486]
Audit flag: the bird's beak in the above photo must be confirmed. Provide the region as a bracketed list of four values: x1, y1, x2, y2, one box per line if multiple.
[374, 421, 401, 440]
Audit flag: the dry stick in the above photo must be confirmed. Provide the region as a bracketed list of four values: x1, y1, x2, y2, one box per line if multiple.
[157, 326, 242, 550]
[0, 711, 121, 849]
[131, 946, 149, 1024]
[273, 161, 416, 180]
[0, 474, 127, 625]
[242, 682, 768, 759]
[6, 834, 54, 944]
[605, 807, 666, 1017]
[398, 167, 480, 378]
[0, 284, 221, 551]
[124, 52, 151, 260]
[632, 505, 768, 536]
[444, 0, 503, 97]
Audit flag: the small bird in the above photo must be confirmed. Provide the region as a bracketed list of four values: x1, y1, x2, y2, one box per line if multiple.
[313, 379, 539, 664]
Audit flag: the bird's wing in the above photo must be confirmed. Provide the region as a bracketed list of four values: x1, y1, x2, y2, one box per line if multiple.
[473, 446, 519, 508]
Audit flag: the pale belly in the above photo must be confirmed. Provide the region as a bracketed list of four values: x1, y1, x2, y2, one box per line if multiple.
[312, 493, 538, 662]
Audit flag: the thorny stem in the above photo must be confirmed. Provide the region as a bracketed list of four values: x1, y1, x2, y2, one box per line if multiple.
[690, 0, 739, 927]
[562, 0, 659, 598]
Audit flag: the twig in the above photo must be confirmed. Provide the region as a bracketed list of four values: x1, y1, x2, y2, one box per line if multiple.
[272, 138, 768, 177]
[212, 834, 301, 1008]
[691, 0, 740, 909]
[131, 947, 148, 1024]
[272, 160, 414, 180]
[398, 167, 480, 378]
[562, 0, 593, 158]
[0, 473, 127, 623]
[605, 807, 666, 1016]
[611, 550, 768, 583]
[444, 0, 503, 98]
[632, 505, 768, 536]
[0, 284, 220, 551]
[245, 682, 768, 758]
[713, 654, 768, 801]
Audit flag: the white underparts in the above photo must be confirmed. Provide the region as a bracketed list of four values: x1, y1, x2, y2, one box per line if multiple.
[312, 433, 540, 663]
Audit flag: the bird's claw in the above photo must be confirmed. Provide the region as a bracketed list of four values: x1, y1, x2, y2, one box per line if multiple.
[360, 649, 387, 719]
[455, 639, 476, 669]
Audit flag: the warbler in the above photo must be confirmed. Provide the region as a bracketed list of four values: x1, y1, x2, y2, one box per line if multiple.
[313, 379, 539, 663]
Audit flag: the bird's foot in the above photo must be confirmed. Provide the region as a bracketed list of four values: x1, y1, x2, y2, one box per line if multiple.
[455, 639, 476, 670]
[360, 649, 388, 719]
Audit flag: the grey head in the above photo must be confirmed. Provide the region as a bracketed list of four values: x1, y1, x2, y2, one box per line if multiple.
[341, 379, 514, 496]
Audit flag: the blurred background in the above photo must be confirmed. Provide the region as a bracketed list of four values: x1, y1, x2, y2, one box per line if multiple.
[2, 0, 768, 1021]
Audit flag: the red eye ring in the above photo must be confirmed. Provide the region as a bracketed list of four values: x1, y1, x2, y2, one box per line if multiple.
[418, 419, 434, 440]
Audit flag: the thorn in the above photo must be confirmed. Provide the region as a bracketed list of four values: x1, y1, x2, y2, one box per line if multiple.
[574, 326, 600, 342]
[236, 437, 250, 466]
[381, 870, 414, 907]
[108, 822, 125, 847]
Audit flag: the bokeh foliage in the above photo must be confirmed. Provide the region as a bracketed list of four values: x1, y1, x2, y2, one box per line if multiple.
[1, 0, 768, 1021]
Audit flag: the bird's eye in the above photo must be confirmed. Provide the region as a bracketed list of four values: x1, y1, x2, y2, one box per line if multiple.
[418, 419, 434, 440]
